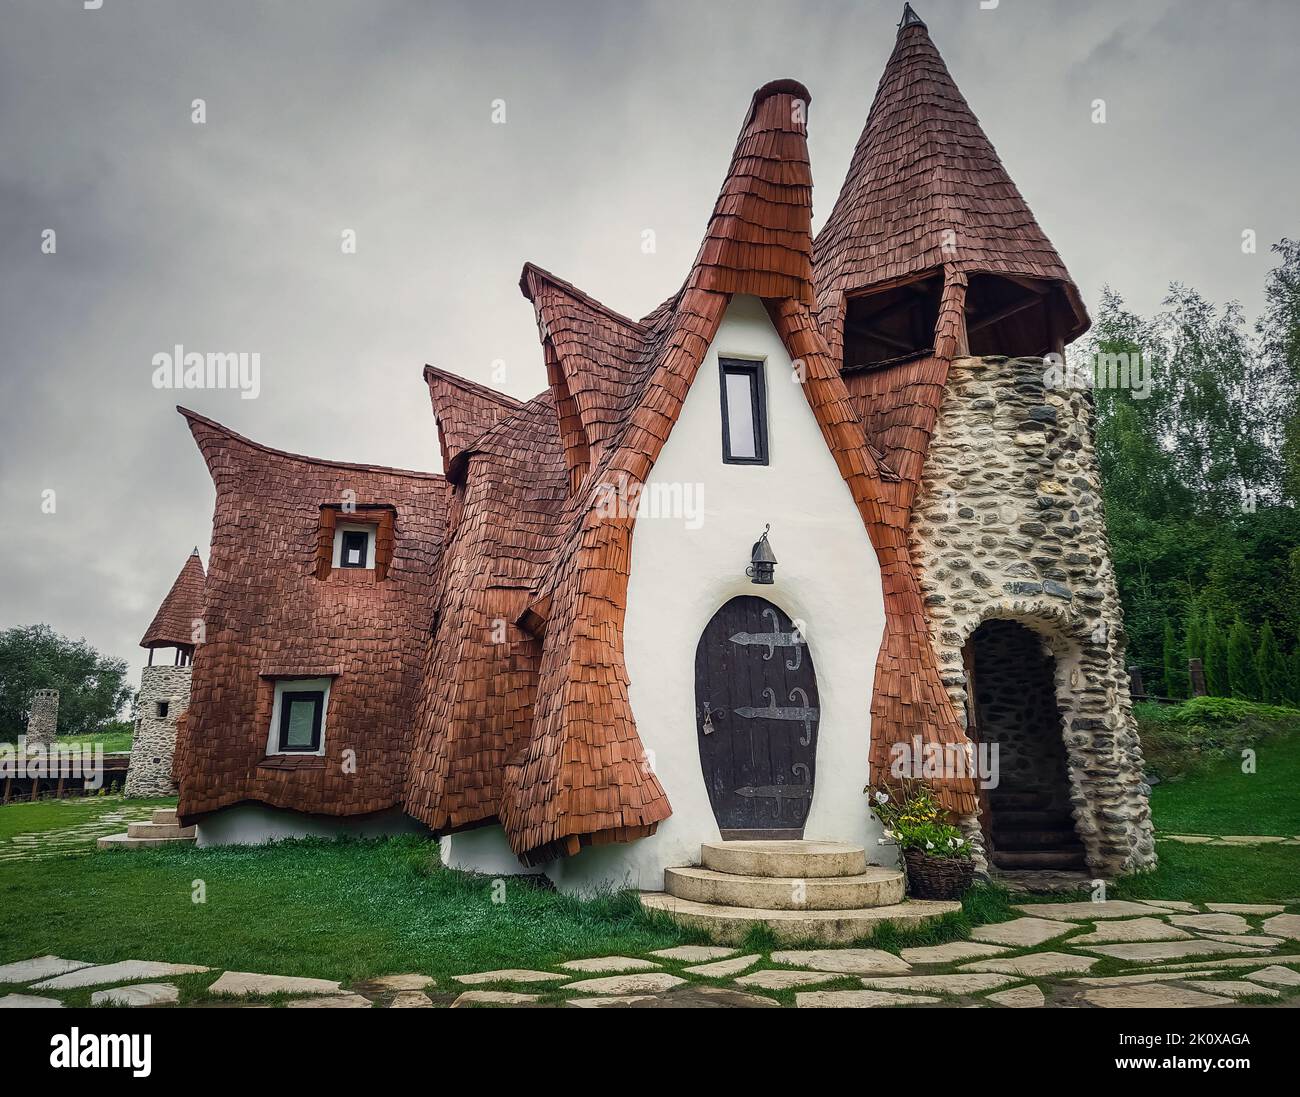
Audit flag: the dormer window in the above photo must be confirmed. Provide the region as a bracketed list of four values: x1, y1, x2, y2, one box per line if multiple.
[332, 523, 376, 570]
[719, 358, 768, 465]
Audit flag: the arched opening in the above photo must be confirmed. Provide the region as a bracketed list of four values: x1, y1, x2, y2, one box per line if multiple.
[962, 619, 1085, 871]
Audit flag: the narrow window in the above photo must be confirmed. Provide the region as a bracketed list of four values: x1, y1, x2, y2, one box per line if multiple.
[276, 689, 325, 753]
[340, 530, 369, 568]
[719, 358, 768, 465]
[156, 701, 169, 719]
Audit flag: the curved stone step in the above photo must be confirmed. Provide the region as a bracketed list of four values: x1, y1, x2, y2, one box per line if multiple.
[701, 840, 866, 879]
[128, 821, 195, 839]
[665, 865, 904, 910]
[151, 808, 179, 825]
[641, 892, 961, 946]
[96, 832, 197, 850]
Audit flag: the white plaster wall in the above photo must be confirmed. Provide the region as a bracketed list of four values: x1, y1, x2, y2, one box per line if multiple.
[546, 295, 888, 895]
[195, 804, 430, 847]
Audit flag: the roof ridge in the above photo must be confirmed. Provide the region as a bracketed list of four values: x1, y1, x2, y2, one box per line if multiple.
[519, 262, 649, 333]
[420, 365, 524, 407]
[177, 406, 446, 481]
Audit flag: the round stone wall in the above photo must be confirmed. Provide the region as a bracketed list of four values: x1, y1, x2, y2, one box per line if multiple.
[910, 355, 1156, 876]
[125, 664, 192, 798]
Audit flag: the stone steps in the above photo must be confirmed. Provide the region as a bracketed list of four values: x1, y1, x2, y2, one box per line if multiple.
[642, 840, 959, 945]
[664, 865, 904, 910]
[97, 807, 195, 851]
[640, 892, 961, 945]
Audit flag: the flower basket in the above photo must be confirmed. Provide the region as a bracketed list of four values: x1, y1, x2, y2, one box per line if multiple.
[902, 848, 974, 900]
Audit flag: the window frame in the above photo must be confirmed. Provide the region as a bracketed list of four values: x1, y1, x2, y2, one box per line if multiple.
[156, 700, 169, 719]
[339, 529, 370, 569]
[265, 677, 332, 757]
[331, 522, 377, 571]
[718, 357, 769, 466]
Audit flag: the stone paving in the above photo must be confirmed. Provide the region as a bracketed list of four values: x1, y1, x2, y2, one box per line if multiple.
[1162, 833, 1300, 847]
[2, 896, 1298, 1008]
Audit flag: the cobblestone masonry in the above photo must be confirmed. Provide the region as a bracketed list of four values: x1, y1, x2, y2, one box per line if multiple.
[910, 355, 1156, 876]
[25, 689, 58, 748]
[125, 665, 191, 797]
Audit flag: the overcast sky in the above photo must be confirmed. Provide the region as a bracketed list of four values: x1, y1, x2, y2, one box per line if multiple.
[2, 0, 1297, 686]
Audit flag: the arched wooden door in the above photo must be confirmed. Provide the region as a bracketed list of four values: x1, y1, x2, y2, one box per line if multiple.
[694, 596, 820, 839]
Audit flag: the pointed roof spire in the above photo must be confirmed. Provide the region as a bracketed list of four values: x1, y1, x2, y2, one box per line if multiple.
[815, 6, 1088, 347]
[687, 78, 815, 306]
[141, 550, 207, 649]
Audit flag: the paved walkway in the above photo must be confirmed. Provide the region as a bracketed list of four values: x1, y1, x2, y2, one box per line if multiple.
[1160, 834, 1300, 846]
[0, 804, 156, 863]
[3, 899, 1298, 1008]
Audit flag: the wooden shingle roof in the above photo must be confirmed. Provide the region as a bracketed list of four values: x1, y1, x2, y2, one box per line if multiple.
[814, 6, 1088, 355]
[140, 549, 206, 649]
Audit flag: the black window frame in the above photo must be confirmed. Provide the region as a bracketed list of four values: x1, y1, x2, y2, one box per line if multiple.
[718, 357, 768, 465]
[276, 689, 325, 753]
[156, 701, 169, 719]
[339, 528, 371, 569]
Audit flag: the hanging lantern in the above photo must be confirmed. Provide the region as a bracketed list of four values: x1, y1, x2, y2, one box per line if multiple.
[746, 524, 777, 585]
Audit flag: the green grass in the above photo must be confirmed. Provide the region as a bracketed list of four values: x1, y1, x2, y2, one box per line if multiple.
[55, 729, 133, 753]
[1110, 842, 1300, 904]
[1149, 732, 1300, 836]
[0, 836, 703, 982]
[0, 795, 168, 844]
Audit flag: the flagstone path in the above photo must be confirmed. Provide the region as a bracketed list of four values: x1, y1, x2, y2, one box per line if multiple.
[0, 804, 156, 863]
[2, 897, 1297, 1009]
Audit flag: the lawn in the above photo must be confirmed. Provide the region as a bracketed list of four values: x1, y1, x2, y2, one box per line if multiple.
[1148, 730, 1300, 836]
[55, 729, 133, 753]
[0, 795, 165, 844]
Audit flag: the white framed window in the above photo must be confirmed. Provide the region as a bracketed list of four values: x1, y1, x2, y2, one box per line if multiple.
[266, 678, 332, 756]
[332, 523, 376, 570]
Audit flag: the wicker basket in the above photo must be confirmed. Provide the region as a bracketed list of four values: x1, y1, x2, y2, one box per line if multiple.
[902, 848, 975, 900]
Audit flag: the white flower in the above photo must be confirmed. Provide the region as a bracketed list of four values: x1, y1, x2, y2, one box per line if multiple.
[925, 840, 934, 850]
[874, 791, 889, 804]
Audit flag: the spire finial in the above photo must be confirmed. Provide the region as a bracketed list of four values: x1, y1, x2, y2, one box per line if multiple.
[899, 3, 925, 30]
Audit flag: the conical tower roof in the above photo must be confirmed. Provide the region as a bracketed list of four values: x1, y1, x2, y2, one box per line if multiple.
[815, 5, 1088, 350]
[140, 549, 206, 649]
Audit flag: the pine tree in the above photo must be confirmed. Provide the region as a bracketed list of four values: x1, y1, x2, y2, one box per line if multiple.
[1162, 619, 1185, 698]
[1256, 622, 1287, 704]
[1227, 618, 1261, 700]
[1204, 613, 1230, 696]
[1184, 606, 1206, 695]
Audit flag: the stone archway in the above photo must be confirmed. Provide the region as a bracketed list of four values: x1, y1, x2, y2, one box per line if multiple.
[963, 619, 1085, 871]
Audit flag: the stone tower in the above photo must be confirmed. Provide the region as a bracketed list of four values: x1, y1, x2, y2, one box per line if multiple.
[126, 549, 205, 798]
[25, 689, 59, 748]
[812, 5, 1155, 877]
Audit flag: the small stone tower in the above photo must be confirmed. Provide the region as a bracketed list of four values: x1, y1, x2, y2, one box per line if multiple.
[25, 689, 59, 748]
[813, 5, 1155, 877]
[126, 549, 206, 798]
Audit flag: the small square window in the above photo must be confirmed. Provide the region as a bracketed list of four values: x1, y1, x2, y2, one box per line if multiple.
[332, 523, 376, 570]
[267, 677, 331, 757]
[719, 358, 768, 465]
[157, 701, 169, 719]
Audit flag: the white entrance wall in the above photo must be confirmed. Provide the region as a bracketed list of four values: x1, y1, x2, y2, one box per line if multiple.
[543, 295, 888, 895]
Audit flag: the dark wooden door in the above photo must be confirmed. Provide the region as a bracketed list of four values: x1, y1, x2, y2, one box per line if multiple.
[695, 596, 819, 839]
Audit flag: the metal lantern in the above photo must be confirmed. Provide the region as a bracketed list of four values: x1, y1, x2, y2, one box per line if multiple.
[746, 524, 777, 585]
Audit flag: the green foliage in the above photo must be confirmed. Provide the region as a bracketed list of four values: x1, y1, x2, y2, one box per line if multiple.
[1226, 618, 1261, 699]
[1134, 695, 1300, 783]
[1084, 247, 1300, 698]
[0, 625, 134, 743]
[867, 781, 973, 860]
[1203, 613, 1230, 696]
[1161, 619, 1184, 698]
[1257, 622, 1287, 704]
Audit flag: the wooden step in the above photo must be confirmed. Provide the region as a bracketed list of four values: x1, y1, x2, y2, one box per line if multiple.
[640, 892, 961, 945]
[700, 840, 866, 879]
[988, 791, 1052, 811]
[992, 828, 1084, 850]
[991, 849, 1086, 870]
[992, 810, 1074, 829]
[664, 865, 904, 910]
